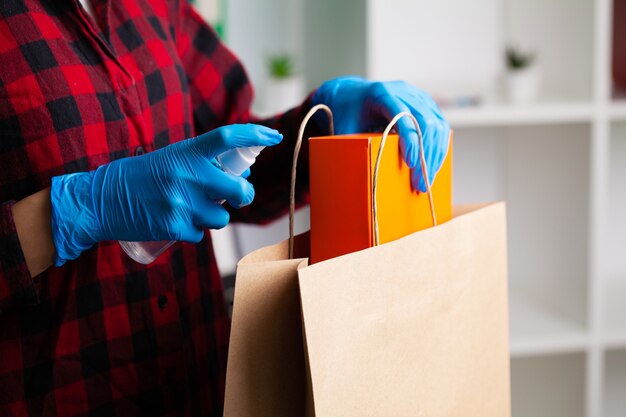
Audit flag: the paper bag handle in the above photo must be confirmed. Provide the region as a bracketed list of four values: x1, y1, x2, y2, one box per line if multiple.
[372, 112, 437, 246]
[289, 104, 334, 259]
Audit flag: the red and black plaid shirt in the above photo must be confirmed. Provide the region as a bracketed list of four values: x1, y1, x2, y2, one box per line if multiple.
[0, 1, 321, 415]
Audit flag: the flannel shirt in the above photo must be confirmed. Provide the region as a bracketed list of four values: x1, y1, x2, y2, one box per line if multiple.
[0, 0, 322, 415]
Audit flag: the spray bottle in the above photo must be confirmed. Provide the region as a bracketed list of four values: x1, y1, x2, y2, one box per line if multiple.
[119, 146, 265, 264]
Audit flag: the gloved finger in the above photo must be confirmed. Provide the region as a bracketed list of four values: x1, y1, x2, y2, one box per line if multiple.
[411, 118, 451, 192]
[397, 96, 450, 192]
[177, 226, 206, 244]
[369, 94, 420, 169]
[197, 124, 283, 160]
[241, 168, 251, 179]
[226, 181, 255, 209]
[375, 100, 429, 192]
[191, 197, 231, 230]
[167, 209, 206, 243]
[414, 128, 438, 193]
[409, 118, 435, 193]
[425, 117, 451, 189]
[411, 165, 424, 193]
[201, 163, 256, 207]
[429, 121, 451, 187]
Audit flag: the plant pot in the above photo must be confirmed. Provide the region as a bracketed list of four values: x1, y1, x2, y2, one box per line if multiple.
[506, 67, 541, 105]
[264, 76, 305, 115]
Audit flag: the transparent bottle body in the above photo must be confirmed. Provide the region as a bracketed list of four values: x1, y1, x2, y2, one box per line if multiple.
[119, 146, 263, 264]
[119, 240, 174, 264]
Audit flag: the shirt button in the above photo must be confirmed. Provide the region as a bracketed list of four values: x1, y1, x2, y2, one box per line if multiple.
[134, 146, 146, 156]
[157, 294, 168, 311]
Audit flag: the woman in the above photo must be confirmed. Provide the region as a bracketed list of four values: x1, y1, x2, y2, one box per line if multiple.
[0, 0, 449, 415]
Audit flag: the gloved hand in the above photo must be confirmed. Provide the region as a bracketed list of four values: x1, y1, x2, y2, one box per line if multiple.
[50, 124, 282, 266]
[312, 76, 450, 192]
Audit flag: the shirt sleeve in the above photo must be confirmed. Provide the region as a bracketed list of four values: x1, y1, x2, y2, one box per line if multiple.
[175, 4, 329, 224]
[0, 201, 39, 312]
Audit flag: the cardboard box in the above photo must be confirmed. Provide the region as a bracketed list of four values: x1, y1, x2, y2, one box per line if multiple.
[309, 133, 453, 264]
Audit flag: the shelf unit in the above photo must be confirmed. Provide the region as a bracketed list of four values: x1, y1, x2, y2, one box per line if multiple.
[443, 101, 595, 128]
[205, 0, 626, 415]
[603, 349, 626, 417]
[451, 124, 592, 360]
[304, 0, 624, 415]
[509, 288, 588, 357]
[512, 353, 587, 417]
[602, 122, 626, 354]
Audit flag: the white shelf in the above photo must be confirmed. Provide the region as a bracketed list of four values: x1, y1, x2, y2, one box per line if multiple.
[510, 291, 588, 357]
[442, 101, 594, 128]
[609, 100, 626, 120]
[443, 98, 626, 127]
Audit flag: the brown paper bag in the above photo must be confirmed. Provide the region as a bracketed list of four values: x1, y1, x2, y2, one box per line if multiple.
[224, 203, 510, 417]
[223, 232, 310, 416]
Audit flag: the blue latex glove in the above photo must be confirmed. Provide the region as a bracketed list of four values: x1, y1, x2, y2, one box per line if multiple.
[50, 124, 282, 266]
[312, 76, 450, 192]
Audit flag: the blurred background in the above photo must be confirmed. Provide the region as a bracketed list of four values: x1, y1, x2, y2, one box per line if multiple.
[191, 0, 626, 416]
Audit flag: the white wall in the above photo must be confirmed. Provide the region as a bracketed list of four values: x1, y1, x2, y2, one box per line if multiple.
[303, 0, 367, 90]
[367, 0, 504, 101]
[504, 0, 594, 100]
[226, 0, 304, 110]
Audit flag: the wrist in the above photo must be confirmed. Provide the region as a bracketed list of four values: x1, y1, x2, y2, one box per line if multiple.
[50, 171, 102, 266]
[12, 188, 55, 276]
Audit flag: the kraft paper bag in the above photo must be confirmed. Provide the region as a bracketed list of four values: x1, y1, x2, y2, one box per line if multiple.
[223, 232, 310, 416]
[224, 203, 510, 417]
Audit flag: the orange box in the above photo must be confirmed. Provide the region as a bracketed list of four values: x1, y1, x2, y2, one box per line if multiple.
[309, 133, 453, 264]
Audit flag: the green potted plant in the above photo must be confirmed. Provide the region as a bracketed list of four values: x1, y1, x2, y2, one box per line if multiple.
[269, 55, 293, 79]
[505, 46, 540, 104]
[264, 54, 305, 114]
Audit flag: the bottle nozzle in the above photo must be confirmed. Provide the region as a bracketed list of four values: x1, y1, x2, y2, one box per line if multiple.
[216, 146, 266, 176]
